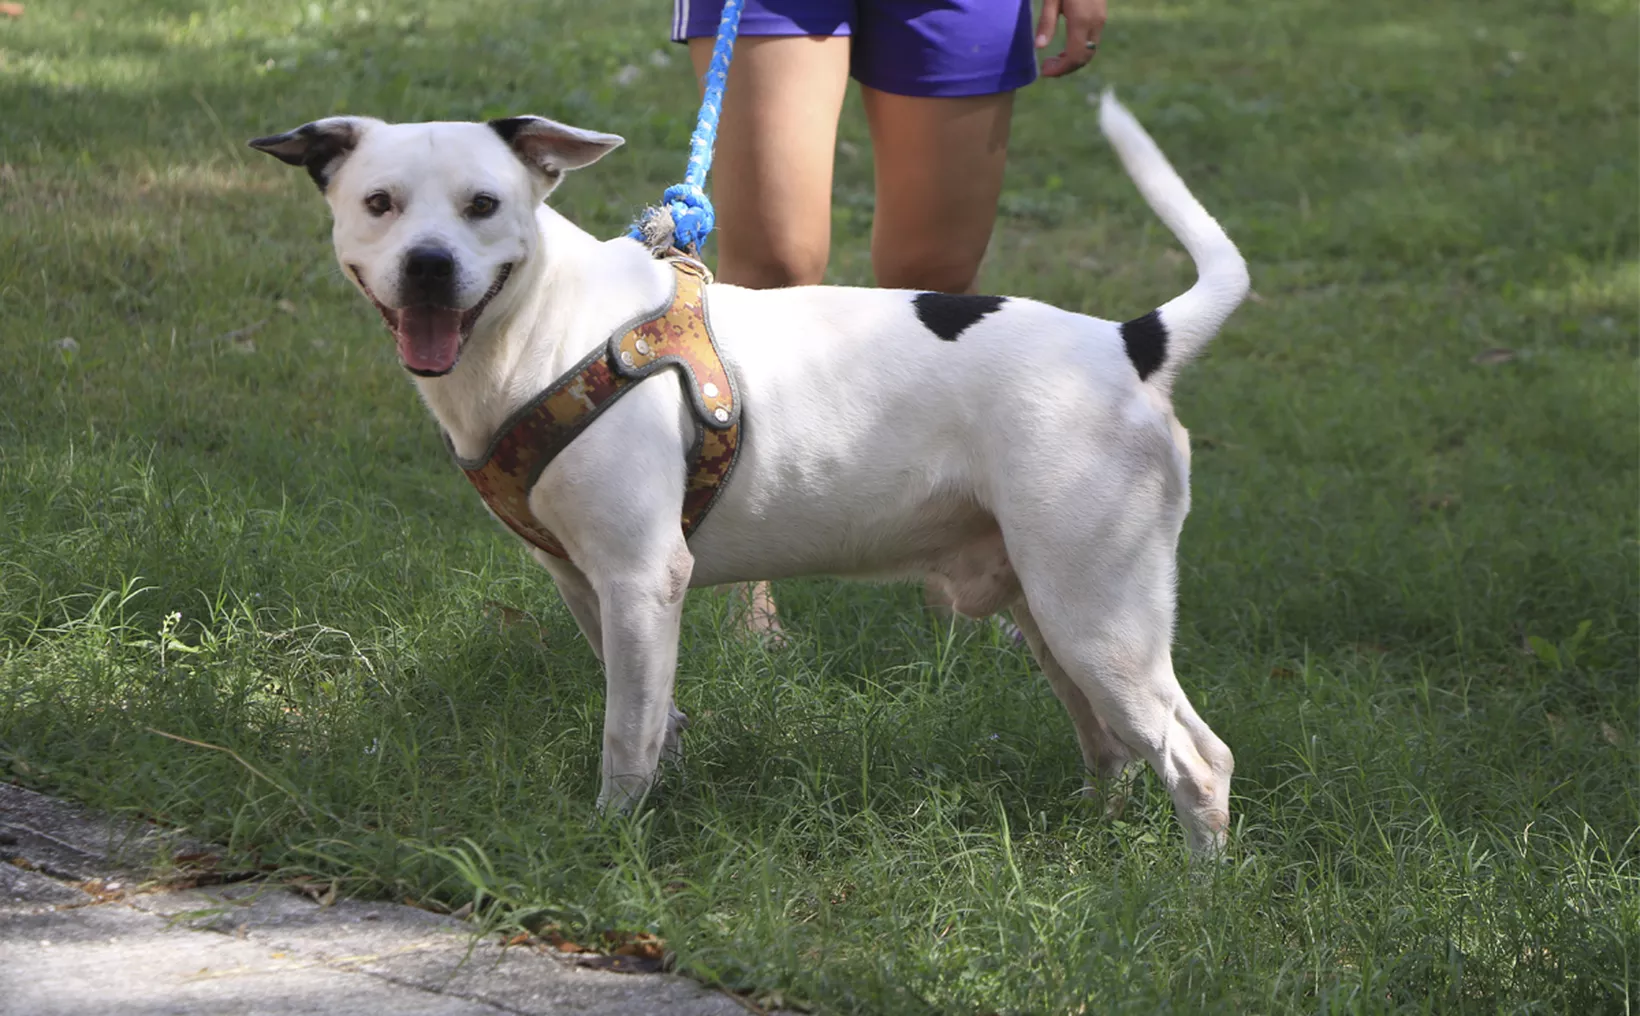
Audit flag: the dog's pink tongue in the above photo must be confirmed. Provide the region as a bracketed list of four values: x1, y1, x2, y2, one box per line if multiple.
[395, 307, 463, 374]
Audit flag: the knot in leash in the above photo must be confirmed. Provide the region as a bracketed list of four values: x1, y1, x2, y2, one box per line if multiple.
[659, 182, 714, 252]
[627, 0, 745, 257]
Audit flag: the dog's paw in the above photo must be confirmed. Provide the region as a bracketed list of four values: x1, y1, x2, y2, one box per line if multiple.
[661, 704, 689, 765]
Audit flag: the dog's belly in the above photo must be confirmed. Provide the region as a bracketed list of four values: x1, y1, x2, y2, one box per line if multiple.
[689, 482, 1018, 615]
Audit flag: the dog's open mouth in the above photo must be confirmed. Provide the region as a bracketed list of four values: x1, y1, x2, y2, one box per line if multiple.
[350, 264, 514, 377]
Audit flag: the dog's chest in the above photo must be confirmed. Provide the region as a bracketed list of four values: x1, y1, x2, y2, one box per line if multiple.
[451, 258, 742, 561]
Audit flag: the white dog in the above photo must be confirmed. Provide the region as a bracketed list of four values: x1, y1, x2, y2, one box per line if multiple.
[250, 93, 1249, 854]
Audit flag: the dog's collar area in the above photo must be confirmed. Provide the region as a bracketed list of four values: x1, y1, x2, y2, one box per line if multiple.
[450, 256, 740, 562]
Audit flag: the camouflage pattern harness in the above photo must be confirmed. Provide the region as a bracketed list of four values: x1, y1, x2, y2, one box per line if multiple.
[448, 256, 740, 562]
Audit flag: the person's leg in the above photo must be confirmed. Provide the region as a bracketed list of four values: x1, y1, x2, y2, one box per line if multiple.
[860, 88, 1015, 294]
[847, 0, 1033, 293]
[687, 36, 850, 288]
[685, 33, 850, 638]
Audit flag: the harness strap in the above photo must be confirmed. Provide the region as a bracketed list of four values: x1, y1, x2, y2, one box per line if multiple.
[450, 257, 740, 561]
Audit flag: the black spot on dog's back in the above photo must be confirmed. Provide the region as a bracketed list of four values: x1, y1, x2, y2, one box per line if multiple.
[1121, 309, 1168, 381]
[914, 292, 1006, 342]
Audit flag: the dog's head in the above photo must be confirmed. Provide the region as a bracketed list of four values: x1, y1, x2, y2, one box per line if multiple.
[249, 116, 623, 376]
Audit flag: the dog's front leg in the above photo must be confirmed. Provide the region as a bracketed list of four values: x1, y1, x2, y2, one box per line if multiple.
[537, 554, 605, 664]
[594, 544, 693, 812]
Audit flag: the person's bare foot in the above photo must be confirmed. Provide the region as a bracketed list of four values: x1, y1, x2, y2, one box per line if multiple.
[732, 580, 788, 647]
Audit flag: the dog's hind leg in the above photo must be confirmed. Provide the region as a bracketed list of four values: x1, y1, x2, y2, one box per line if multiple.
[1011, 601, 1140, 816]
[1041, 609, 1230, 853]
[1011, 536, 1233, 855]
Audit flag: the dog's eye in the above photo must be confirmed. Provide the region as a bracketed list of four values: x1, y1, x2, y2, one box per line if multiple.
[468, 194, 500, 219]
[363, 191, 393, 217]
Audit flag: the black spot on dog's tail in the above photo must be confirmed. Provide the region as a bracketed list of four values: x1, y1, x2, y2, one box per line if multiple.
[914, 292, 1006, 342]
[1121, 309, 1168, 381]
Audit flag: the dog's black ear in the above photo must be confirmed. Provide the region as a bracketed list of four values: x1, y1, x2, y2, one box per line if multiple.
[248, 117, 373, 192]
[488, 116, 624, 182]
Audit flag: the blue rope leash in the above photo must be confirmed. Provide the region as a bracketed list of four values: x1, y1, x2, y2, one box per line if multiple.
[628, 0, 746, 254]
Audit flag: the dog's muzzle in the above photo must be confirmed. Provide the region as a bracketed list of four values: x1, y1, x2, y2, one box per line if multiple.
[350, 261, 514, 378]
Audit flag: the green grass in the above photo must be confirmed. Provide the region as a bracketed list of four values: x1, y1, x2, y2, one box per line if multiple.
[2, 0, 1636, 1011]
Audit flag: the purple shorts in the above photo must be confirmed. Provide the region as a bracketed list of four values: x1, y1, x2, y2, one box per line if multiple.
[670, 1, 1038, 98]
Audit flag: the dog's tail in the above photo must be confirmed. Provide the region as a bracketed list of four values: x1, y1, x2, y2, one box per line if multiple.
[1099, 91, 1249, 396]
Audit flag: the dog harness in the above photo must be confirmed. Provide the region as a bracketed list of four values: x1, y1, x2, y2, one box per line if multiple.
[449, 256, 740, 562]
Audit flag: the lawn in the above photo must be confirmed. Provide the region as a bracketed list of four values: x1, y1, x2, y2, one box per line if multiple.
[1, 0, 1636, 1012]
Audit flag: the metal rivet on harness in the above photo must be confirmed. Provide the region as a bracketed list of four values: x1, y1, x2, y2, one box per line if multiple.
[635, 338, 651, 356]
[714, 408, 729, 423]
[619, 350, 635, 367]
[703, 382, 719, 398]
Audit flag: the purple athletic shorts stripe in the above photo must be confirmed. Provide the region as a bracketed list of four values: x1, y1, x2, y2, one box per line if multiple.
[670, 0, 1038, 98]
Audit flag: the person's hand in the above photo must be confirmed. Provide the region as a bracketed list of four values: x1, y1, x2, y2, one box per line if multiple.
[1035, 0, 1107, 78]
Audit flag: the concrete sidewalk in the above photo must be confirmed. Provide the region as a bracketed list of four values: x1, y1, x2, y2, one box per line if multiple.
[0, 783, 769, 1015]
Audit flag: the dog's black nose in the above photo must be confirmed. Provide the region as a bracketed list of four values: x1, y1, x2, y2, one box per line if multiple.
[405, 246, 455, 282]
[402, 246, 457, 305]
